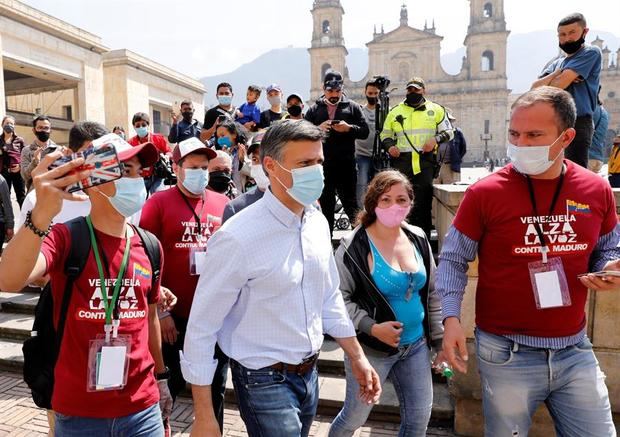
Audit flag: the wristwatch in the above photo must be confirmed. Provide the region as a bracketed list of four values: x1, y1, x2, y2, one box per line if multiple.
[156, 366, 171, 381]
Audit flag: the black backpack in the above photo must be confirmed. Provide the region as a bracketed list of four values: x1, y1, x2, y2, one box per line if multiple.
[22, 216, 161, 409]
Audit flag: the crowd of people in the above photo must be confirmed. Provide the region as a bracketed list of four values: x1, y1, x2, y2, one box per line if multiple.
[0, 10, 617, 437]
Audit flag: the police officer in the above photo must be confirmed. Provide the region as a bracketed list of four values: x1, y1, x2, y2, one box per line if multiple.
[380, 77, 453, 238]
[305, 71, 369, 234]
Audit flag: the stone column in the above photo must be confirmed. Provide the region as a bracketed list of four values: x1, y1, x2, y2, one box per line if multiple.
[76, 53, 106, 123]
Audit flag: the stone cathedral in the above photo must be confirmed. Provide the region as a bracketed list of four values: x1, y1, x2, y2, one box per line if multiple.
[308, 0, 620, 162]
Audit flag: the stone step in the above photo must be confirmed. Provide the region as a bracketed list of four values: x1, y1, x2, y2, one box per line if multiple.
[0, 312, 34, 342]
[0, 291, 39, 315]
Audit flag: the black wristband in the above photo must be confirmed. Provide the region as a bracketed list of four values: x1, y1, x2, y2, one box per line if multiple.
[156, 366, 171, 380]
[24, 210, 51, 238]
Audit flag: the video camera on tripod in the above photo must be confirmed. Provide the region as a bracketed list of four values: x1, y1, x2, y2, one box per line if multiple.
[370, 75, 393, 171]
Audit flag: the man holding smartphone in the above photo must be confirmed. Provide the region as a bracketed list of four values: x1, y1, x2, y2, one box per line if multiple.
[0, 124, 173, 435]
[305, 71, 369, 234]
[200, 82, 237, 143]
[20, 115, 56, 192]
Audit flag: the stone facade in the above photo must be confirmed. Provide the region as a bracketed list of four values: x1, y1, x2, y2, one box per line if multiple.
[309, 0, 510, 162]
[592, 36, 620, 141]
[0, 0, 205, 144]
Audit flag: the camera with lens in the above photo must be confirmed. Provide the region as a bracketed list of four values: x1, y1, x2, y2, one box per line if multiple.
[371, 75, 391, 93]
[153, 154, 177, 186]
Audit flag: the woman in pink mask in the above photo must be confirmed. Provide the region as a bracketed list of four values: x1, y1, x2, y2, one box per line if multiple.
[329, 170, 447, 437]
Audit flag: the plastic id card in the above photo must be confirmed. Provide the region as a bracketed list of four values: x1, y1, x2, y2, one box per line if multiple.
[189, 246, 208, 276]
[87, 335, 131, 392]
[528, 257, 572, 310]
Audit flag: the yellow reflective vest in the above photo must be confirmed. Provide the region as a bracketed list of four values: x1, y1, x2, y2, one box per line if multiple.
[380, 100, 453, 175]
[609, 144, 620, 174]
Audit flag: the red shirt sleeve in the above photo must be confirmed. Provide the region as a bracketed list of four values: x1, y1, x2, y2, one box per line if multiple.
[153, 135, 170, 154]
[452, 184, 485, 242]
[41, 223, 70, 275]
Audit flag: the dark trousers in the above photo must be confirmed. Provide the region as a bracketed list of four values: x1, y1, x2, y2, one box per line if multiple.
[162, 314, 228, 432]
[609, 174, 620, 188]
[391, 152, 435, 239]
[565, 115, 593, 169]
[0, 222, 4, 256]
[320, 159, 358, 234]
[2, 170, 25, 208]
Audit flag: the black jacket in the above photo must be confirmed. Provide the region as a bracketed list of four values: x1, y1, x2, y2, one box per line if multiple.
[334, 224, 443, 356]
[305, 96, 369, 163]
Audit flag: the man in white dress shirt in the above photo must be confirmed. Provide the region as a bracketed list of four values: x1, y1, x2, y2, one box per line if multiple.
[181, 120, 381, 437]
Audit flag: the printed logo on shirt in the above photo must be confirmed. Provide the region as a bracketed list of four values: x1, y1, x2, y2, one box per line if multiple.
[133, 262, 151, 281]
[175, 215, 222, 249]
[75, 278, 147, 321]
[566, 199, 591, 215]
[512, 213, 589, 256]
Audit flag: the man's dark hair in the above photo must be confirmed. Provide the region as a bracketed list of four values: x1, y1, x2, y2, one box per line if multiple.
[247, 85, 262, 96]
[216, 82, 233, 94]
[558, 13, 586, 28]
[68, 121, 109, 152]
[260, 120, 324, 164]
[365, 80, 380, 90]
[511, 86, 576, 132]
[180, 99, 193, 108]
[132, 112, 150, 125]
[32, 115, 50, 128]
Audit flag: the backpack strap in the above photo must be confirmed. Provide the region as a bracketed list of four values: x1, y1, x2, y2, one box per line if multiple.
[133, 226, 161, 289]
[56, 217, 91, 350]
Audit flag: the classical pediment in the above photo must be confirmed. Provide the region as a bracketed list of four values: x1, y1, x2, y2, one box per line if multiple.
[368, 25, 443, 46]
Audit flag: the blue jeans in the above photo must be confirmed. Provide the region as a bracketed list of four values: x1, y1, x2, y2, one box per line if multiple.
[475, 328, 616, 437]
[54, 403, 163, 436]
[329, 337, 433, 437]
[355, 155, 376, 208]
[231, 359, 319, 437]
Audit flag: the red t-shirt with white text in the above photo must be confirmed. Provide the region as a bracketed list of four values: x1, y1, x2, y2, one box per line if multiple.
[41, 224, 161, 418]
[140, 186, 228, 319]
[453, 161, 617, 337]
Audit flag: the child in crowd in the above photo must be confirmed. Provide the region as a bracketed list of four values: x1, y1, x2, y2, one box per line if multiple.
[235, 85, 262, 130]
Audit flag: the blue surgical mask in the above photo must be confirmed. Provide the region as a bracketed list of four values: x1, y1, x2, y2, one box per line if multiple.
[217, 136, 233, 148]
[218, 95, 232, 106]
[182, 168, 209, 195]
[101, 177, 147, 218]
[135, 126, 148, 138]
[275, 162, 324, 206]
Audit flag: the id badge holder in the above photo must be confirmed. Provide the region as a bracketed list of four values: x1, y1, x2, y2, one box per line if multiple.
[86, 333, 132, 392]
[528, 251, 572, 310]
[189, 245, 208, 276]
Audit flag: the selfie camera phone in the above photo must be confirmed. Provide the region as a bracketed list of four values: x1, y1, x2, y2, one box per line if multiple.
[49, 143, 122, 193]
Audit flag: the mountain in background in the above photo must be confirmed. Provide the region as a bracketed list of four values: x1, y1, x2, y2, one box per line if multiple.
[201, 30, 619, 107]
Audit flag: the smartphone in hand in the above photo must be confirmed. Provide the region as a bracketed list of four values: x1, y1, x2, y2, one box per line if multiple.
[49, 143, 122, 193]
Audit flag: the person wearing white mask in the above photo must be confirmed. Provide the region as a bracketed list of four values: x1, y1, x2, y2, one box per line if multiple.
[0, 125, 173, 435]
[258, 83, 284, 129]
[140, 137, 229, 434]
[222, 133, 269, 223]
[181, 120, 382, 437]
[437, 86, 620, 436]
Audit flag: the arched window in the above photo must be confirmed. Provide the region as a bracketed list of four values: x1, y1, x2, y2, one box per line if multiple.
[322, 20, 331, 34]
[398, 62, 410, 82]
[481, 50, 494, 71]
[321, 63, 332, 79]
[483, 2, 493, 18]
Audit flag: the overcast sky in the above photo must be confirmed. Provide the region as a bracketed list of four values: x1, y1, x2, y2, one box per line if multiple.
[21, 0, 620, 79]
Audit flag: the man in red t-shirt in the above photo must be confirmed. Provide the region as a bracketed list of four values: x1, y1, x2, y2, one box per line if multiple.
[436, 87, 619, 436]
[128, 111, 171, 195]
[0, 122, 173, 435]
[140, 137, 229, 432]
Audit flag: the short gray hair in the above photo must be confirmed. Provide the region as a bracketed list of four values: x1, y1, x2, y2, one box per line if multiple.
[511, 86, 576, 132]
[259, 120, 324, 163]
[214, 149, 232, 166]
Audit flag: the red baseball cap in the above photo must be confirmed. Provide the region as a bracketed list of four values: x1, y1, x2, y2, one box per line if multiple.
[93, 133, 159, 168]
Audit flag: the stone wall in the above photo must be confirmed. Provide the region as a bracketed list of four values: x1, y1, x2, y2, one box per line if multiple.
[433, 184, 620, 435]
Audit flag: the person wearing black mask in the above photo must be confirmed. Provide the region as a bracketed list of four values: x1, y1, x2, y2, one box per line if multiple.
[531, 13, 601, 168]
[284, 93, 305, 120]
[207, 150, 238, 200]
[305, 70, 369, 234]
[1, 116, 26, 207]
[379, 77, 453, 239]
[354, 80, 380, 207]
[20, 115, 56, 192]
[168, 100, 202, 145]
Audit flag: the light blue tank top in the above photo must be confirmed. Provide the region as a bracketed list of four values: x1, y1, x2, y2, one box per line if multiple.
[368, 236, 427, 346]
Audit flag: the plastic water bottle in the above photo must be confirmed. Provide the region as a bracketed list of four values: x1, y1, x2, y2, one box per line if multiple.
[437, 361, 454, 378]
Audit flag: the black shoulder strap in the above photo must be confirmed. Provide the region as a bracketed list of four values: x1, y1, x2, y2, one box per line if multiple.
[133, 226, 161, 288]
[56, 217, 91, 348]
